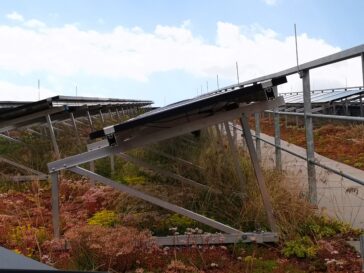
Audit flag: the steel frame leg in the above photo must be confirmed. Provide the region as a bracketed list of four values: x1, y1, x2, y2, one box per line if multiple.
[51, 172, 60, 239]
[240, 114, 277, 232]
[46, 115, 61, 159]
[70, 112, 81, 145]
[116, 108, 121, 120]
[99, 110, 105, 125]
[302, 70, 317, 204]
[87, 111, 94, 131]
[254, 113, 261, 162]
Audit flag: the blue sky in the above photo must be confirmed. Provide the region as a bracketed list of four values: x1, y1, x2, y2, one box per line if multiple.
[0, 0, 363, 105]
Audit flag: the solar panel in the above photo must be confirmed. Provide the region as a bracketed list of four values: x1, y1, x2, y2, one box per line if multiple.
[280, 87, 364, 104]
[0, 95, 153, 133]
[90, 76, 287, 141]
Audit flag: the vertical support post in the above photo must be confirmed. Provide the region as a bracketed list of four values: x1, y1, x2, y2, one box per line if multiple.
[232, 121, 237, 146]
[302, 69, 317, 204]
[360, 234, 364, 272]
[70, 112, 81, 145]
[51, 172, 60, 239]
[116, 108, 121, 120]
[240, 114, 277, 232]
[254, 112, 261, 162]
[223, 122, 245, 194]
[360, 95, 364, 117]
[273, 86, 282, 171]
[99, 110, 105, 125]
[108, 109, 113, 121]
[361, 53, 364, 86]
[87, 111, 94, 130]
[46, 115, 61, 159]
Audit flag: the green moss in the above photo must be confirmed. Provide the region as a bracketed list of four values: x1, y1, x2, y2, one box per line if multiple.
[87, 210, 120, 227]
[123, 175, 146, 185]
[301, 215, 360, 239]
[282, 236, 317, 258]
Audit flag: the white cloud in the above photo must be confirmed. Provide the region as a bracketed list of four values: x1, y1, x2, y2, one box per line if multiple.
[6, 11, 24, 21]
[0, 19, 361, 95]
[23, 19, 46, 28]
[263, 0, 278, 6]
[0, 80, 57, 101]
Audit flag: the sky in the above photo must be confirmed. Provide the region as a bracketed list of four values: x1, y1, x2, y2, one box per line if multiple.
[0, 0, 363, 106]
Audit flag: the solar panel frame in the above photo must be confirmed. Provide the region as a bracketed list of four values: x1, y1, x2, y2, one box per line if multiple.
[90, 76, 287, 140]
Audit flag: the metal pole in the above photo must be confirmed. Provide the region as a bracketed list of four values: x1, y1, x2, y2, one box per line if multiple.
[360, 95, 363, 117]
[108, 109, 113, 121]
[273, 86, 282, 171]
[51, 172, 60, 238]
[223, 122, 245, 194]
[86, 111, 94, 130]
[70, 112, 81, 145]
[121, 107, 126, 117]
[240, 114, 277, 232]
[116, 108, 121, 120]
[361, 53, 364, 86]
[232, 121, 238, 146]
[302, 69, 317, 204]
[99, 110, 105, 125]
[46, 115, 61, 159]
[360, 234, 364, 272]
[254, 112, 261, 162]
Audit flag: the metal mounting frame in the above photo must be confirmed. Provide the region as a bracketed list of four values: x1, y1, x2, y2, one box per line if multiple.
[48, 97, 284, 244]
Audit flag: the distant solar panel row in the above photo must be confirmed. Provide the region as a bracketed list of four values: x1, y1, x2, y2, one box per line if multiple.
[280, 87, 364, 104]
[0, 95, 153, 133]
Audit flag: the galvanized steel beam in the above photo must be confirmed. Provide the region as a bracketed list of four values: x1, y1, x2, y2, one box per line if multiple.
[302, 70, 317, 204]
[240, 114, 277, 232]
[46, 115, 61, 159]
[70, 166, 242, 234]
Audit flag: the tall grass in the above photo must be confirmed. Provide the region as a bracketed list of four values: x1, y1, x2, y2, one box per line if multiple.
[115, 129, 316, 239]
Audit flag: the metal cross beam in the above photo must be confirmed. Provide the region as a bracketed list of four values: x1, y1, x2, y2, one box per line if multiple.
[0, 156, 47, 176]
[70, 166, 241, 235]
